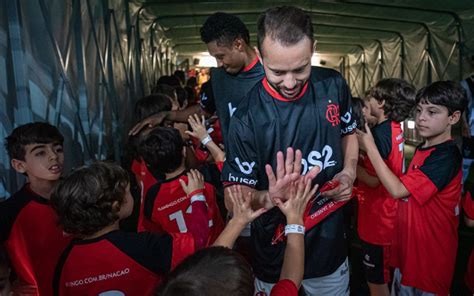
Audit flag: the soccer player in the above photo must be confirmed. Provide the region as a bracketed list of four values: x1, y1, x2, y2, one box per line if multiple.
[356, 79, 416, 296]
[222, 6, 358, 295]
[357, 81, 467, 295]
[0, 122, 71, 296]
[51, 161, 197, 295]
[129, 12, 264, 144]
[138, 127, 224, 244]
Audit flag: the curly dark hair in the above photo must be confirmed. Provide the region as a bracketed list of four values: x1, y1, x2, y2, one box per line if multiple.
[50, 161, 129, 237]
[138, 127, 184, 176]
[134, 94, 173, 123]
[156, 247, 254, 296]
[369, 78, 416, 122]
[5, 122, 64, 160]
[200, 12, 250, 46]
[416, 80, 468, 115]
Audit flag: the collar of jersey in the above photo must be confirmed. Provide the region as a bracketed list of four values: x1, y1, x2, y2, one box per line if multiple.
[262, 77, 309, 102]
[25, 184, 50, 205]
[242, 56, 259, 72]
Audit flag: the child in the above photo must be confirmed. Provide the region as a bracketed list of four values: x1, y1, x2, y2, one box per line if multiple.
[50, 161, 200, 295]
[157, 173, 318, 296]
[0, 122, 71, 295]
[138, 127, 224, 244]
[0, 246, 12, 296]
[356, 79, 416, 295]
[357, 81, 468, 295]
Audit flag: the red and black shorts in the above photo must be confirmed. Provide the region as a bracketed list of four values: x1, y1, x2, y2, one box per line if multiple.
[361, 240, 391, 284]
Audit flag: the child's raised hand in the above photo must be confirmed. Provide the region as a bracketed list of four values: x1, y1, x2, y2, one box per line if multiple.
[185, 114, 209, 142]
[228, 186, 267, 226]
[356, 122, 377, 153]
[273, 179, 318, 224]
[179, 169, 205, 195]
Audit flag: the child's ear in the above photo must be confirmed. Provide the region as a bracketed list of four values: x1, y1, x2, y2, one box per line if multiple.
[378, 100, 386, 109]
[112, 200, 121, 212]
[449, 110, 461, 125]
[11, 159, 26, 174]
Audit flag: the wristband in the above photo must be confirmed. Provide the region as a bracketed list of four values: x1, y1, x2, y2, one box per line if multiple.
[187, 189, 204, 199]
[190, 194, 206, 203]
[284, 224, 305, 236]
[201, 135, 212, 146]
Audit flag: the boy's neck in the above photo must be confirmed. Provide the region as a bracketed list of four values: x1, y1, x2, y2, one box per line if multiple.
[243, 47, 257, 69]
[82, 221, 120, 240]
[165, 164, 186, 180]
[376, 114, 388, 125]
[29, 179, 58, 199]
[424, 129, 452, 147]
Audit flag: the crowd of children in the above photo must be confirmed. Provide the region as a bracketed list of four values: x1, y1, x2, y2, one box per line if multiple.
[1, 10, 474, 296]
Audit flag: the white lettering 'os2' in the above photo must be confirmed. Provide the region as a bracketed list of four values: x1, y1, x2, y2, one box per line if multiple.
[301, 145, 336, 175]
[235, 158, 255, 175]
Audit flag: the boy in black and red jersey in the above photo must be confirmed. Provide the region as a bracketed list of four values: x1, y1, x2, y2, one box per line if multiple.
[356, 79, 416, 295]
[357, 81, 467, 295]
[0, 122, 71, 296]
[51, 161, 201, 296]
[138, 127, 224, 245]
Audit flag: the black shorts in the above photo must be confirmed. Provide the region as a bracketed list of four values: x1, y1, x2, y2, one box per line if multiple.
[361, 240, 391, 284]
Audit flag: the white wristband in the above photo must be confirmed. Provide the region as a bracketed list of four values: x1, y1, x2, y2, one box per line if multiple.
[201, 135, 212, 146]
[190, 194, 206, 203]
[284, 224, 305, 236]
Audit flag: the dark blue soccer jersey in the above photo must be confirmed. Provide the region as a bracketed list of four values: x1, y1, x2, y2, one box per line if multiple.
[222, 66, 356, 281]
[203, 58, 264, 143]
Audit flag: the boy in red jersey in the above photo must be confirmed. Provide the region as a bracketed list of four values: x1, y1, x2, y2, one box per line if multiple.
[0, 122, 71, 295]
[357, 81, 467, 295]
[51, 161, 200, 296]
[356, 79, 416, 295]
[138, 127, 224, 244]
[462, 189, 474, 293]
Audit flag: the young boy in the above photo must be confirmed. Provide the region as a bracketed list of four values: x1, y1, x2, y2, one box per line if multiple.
[50, 161, 201, 295]
[356, 79, 416, 295]
[0, 246, 12, 296]
[138, 127, 224, 244]
[0, 122, 71, 295]
[357, 81, 468, 295]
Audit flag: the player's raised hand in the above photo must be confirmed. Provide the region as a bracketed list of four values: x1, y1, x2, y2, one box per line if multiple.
[229, 185, 267, 226]
[129, 112, 168, 136]
[179, 169, 205, 195]
[185, 114, 209, 141]
[273, 179, 318, 224]
[356, 122, 377, 153]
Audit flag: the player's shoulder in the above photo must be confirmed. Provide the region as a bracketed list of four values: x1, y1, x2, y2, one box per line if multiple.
[310, 66, 344, 83]
[424, 140, 461, 163]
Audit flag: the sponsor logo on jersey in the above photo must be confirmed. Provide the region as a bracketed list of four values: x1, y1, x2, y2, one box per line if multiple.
[341, 109, 352, 124]
[341, 121, 357, 134]
[65, 268, 130, 287]
[228, 102, 237, 117]
[235, 157, 255, 175]
[227, 173, 257, 186]
[301, 145, 337, 175]
[326, 103, 340, 126]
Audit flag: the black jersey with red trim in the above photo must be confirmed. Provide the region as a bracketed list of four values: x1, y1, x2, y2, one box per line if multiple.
[394, 140, 461, 294]
[0, 184, 72, 296]
[205, 58, 264, 143]
[53, 230, 194, 296]
[222, 66, 356, 282]
[142, 171, 224, 244]
[358, 120, 404, 245]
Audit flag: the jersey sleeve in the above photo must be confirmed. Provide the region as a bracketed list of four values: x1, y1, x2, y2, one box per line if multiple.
[338, 77, 357, 136]
[199, 81, 216, 115]
[401, 147, 461, 205]
[270, 279, 298, 296]
[221, 115, 259, 187]
[372, 123, 392, 160]
[463, 191, 474, 219]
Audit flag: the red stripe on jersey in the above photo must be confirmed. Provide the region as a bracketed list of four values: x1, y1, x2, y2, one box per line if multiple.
[242, 56, 259, 72]
[262, 77, 309, 102]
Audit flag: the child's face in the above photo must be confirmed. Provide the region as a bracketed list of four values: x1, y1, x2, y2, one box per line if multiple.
[0, 266, 11, 296]
[12, 143, 64, 183]
[118, 184, 134, 219]
[362, 99, 378, 126]
[367, 97, 383, 119]
[415, 101, 458, 139]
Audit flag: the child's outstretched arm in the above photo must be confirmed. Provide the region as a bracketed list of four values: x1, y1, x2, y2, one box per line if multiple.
[185, 114, 225, 163]
[179, 169, 210, 249]
[272, 179, 318, 289]
[212, 186, 266, 248]
[357, 123, 409, 198]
